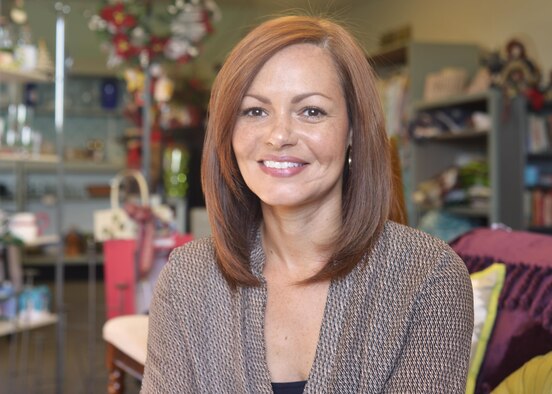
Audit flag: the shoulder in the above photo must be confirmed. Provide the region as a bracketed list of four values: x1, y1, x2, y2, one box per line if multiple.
[374, 221, 471, 294]
[380, 220, 464, 267]
[368, 222, 473, 333]
[381, 220, 450, 251]
[156, 237, 230, 301]
[167, 236, 218, 274]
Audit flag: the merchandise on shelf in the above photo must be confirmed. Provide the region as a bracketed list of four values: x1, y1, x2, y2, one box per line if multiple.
[0, 281, 17, 319]
[526, 188, 552, 228]
[17, 284, 51, 322]
[424, 67, 469, 102]
[527, 114, 552, 153]
[409, 107, 491, 139]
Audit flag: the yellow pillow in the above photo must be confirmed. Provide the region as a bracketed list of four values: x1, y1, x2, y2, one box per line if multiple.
[466, 263, 506, 394]
[491, 351, 552, 393]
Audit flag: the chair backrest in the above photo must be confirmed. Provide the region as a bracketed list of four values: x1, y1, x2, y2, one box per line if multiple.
[388, 136, 408, 225]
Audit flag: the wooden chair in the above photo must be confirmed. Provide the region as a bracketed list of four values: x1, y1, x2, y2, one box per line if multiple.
[389, 136, 408, 225]
[103, 314, 148, 394]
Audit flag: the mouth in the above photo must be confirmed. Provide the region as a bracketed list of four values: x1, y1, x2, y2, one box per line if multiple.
[261, 160, 306, 169]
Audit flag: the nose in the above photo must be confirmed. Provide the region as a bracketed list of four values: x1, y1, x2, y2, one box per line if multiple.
[265, 112, 297, 149]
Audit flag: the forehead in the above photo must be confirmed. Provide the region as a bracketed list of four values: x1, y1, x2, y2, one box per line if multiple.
[246, 43, 342, 93]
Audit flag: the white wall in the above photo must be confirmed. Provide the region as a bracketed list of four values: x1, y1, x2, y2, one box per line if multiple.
[24, 0, 552, 84]
[346, 0, 552, 81]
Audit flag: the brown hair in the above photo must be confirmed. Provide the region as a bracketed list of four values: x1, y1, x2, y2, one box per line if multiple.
[201, 15, 391, 287]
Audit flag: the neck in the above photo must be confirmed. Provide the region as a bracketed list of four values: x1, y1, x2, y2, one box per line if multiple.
[261, 203, 341, 280]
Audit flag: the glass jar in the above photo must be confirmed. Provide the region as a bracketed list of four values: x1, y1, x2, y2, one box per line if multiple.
[163, 145, 190, 198]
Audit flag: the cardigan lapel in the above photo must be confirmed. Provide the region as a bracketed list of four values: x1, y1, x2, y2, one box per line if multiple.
[240, 228, 273, 393]
[304, 258, 363, 393]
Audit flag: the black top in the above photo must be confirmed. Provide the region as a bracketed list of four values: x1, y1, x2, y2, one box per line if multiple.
[271, 381, 307, 394]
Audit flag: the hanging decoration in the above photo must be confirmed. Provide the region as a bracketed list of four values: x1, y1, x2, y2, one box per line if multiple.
[88, 0, 220, 68]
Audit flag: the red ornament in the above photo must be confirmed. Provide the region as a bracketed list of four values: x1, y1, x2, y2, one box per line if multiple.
[100, 3, 137, 32]
[525, 87, 545, 111]
[146, 36, 169, 58]
[177, 54, 191, 64]
[202, 11, 214, 34]
[113, 33, 138, 59]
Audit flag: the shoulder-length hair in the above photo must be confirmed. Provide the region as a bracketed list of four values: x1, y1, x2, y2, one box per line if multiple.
[202, 15, 391, 287]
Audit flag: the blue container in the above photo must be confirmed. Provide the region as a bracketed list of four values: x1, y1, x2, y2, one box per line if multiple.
[100, 77, 119, 110]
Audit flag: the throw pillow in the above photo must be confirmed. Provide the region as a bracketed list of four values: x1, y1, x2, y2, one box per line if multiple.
[467, 263, 506, 394]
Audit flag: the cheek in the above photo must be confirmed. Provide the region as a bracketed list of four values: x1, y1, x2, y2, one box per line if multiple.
[232, 127, 255, 165]
[316, 128, 349, 161]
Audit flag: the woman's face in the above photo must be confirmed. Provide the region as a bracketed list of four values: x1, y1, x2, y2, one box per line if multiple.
[232, 43, 350, 212]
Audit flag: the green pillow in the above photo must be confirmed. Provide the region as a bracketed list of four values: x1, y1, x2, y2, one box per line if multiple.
[466, 263, 506, 394]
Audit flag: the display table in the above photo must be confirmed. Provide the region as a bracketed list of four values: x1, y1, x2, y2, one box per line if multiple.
[0, 313, 58, 337]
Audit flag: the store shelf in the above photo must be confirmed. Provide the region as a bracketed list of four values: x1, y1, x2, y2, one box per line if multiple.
[64, 161, 123, 173]
[444, 205, 490, 218]
[368, 44, 408, 67]
[526, 184, 552, 191]
[35, 107, 124, 118]
[413, 91, 490, 111]
[24, 195, 110, 203]
[0, 313, 58, 337]
[527, 152, 552, 161]
[24, 234, 59, 247]
[416, 129, 489, 141]
[0, 67, 51, 83]
[0, 153, 59, 164]
[23, 253, 103, 266]
[0, 157, 122, 173]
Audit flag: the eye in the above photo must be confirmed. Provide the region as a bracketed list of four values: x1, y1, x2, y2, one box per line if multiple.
[301, 107, 327, 118]
[240, 107, 267, 117]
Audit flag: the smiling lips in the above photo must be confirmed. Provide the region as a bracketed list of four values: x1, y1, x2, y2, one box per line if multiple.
[259, 159, 307, 176]
[263, 160, 303, 169]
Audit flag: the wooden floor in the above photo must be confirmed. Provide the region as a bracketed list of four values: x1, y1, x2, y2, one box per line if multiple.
[0, 279, 141, 394]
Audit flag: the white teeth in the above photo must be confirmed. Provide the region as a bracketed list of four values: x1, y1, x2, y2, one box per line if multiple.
[263, 160, 302, 169]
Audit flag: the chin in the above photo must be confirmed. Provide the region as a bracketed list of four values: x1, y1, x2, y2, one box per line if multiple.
[254, 188, 304, 207]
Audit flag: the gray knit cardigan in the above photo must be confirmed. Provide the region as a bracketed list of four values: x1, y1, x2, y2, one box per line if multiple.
[141, 221, 473, 393]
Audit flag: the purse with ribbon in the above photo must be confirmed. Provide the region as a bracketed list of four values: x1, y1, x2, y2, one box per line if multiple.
[93, 169, 172, 242]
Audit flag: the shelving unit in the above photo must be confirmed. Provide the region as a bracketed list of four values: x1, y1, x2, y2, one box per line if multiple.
[0, 69, 60, 336]
[0, 158, 120, 220]
[0, 66, 51, 84]
[370, 42, 481, 101]
[0, 5, 99, 391]
[524, 102, 552, 232]
[411, 90, 526, 229]
[371, 42, 531, 231]
[369, 41, 483, 226]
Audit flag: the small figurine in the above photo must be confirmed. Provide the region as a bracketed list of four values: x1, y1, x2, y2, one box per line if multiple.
[497, 39, 543, 109]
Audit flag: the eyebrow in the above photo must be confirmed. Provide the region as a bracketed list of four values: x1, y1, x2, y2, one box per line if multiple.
[243, 92, 332, 104]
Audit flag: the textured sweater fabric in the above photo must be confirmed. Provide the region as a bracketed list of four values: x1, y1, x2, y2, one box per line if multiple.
[141, 221, 473, 393]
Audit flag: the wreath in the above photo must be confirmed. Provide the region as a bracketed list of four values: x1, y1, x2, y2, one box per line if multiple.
[88, 0, 220, 68]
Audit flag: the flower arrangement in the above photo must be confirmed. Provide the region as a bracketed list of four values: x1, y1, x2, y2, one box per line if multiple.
[88, 0, 220, 68]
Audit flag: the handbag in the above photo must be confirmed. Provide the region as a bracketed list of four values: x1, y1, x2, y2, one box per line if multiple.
[103, 234, 193, 318]
[94, 169, 172, 241]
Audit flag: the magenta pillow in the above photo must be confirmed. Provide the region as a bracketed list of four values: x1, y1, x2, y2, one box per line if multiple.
[450, 228, 552, 393]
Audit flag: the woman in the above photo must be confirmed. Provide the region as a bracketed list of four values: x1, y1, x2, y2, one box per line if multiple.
[142, 15, 473, 394]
